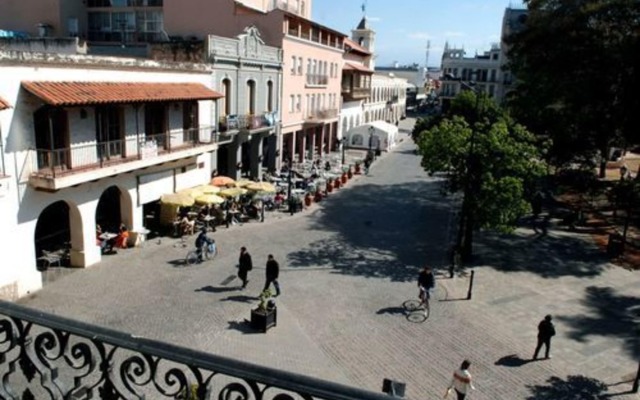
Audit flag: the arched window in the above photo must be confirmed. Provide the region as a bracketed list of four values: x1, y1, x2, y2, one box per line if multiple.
[222, 79, 231, 115]
[247, 80, 256, 115]
[267, 81, 274, 112]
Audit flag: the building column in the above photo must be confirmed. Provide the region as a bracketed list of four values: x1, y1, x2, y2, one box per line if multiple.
[298, 130, 306, 163]
[318, 126, 326, 156]
[309, 129, 317, 160]
[250, 134, 263, 181]
[268, 134, 278, 172]
[232, 140, 243, 180]
[72, 201, 101, 268]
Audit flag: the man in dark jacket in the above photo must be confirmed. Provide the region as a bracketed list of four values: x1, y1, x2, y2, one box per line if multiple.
[238, 246, 252, 289]
[533, 314, 556, 360]
[263, 254, 281, 296]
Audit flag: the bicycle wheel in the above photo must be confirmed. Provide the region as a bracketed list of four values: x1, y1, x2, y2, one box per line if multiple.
[403, 299, 422, 312]
[185, 251, 198, 265]
[407, 309, 428, 323]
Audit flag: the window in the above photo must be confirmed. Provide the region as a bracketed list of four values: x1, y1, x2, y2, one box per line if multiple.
[296, 95, 301, 111]
[267, 81, 274, 112]
[291, 56, 296, 74]
[307, 59, 312, 75]
[289, 95, 295, 113]
[222, 79, 231, 115]
[297, 57, 303, 74]
[247, 80, 256, 114]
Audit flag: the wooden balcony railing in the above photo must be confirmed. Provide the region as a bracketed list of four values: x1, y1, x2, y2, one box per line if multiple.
[219, 113, 277, 133]
[31, 126, 217, 180]
[306, 74, 329, 86]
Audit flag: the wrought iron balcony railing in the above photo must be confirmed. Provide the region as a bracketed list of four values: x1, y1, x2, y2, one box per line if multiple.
[0, 300, 391, 400]
[219, 113, 277, 133]
[305, 108, 339, 121]
[30, 126, 217, 180]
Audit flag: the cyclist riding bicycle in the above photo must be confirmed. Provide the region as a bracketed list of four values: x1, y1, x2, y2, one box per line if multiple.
[195, 228, 215, 263]
[417, 265, 435, 316]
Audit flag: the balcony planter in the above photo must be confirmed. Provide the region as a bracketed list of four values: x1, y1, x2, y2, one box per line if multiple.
[304, 193, 312, 207]
[314, 191, 323, 202]
[326, 180, 333, 193]
[354, 163, 361, 174]
[334, 178, 341, 189]
[348, 169, 353, 179]
[341, 173, 347, 184]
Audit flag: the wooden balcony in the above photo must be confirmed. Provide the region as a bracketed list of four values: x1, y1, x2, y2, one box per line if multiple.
[29, 126, 218, 191]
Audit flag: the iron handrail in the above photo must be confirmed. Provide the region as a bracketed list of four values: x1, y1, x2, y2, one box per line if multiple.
[0, 300, 391, 400]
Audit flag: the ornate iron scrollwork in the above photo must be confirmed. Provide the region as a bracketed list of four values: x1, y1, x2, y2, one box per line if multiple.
[0, 301, 390, 400]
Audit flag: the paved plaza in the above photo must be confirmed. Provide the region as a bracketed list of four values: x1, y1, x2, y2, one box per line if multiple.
[20, 118, 640, 399]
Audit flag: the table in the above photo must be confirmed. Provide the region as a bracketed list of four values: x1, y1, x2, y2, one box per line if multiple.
[99, 232, 117, 241]
[135, 228, 151, 247]
[202, 215, 216, 231]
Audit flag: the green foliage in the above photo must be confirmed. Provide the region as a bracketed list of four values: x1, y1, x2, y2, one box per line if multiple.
[418, 93, 546, 237]
[506, 0, 640, 170]
[258, 288, 274, 311]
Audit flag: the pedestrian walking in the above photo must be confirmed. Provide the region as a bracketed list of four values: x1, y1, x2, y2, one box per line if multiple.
[533, 314, 556, 360]
[444, 360, 475, 400]
[237, 246, 252, 289]
[263, 254, 281, 296]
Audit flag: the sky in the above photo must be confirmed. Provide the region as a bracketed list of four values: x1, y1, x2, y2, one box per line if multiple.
[312, 0, 527, 68]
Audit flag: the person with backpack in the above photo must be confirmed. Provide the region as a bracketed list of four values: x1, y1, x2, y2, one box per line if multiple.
[533, 314, 556, 360]
[237, 246, 252, 289]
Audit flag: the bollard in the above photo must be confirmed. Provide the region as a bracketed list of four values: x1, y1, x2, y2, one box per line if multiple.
[633, 360, 640, 393]
[466, 270, 475, 300]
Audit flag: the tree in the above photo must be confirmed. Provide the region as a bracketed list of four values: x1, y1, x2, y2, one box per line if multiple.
[506, 0, 640, 175]
[417, 92, 546, 260]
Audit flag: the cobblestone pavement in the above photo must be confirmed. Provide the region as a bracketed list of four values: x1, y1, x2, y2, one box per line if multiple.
[20, 118, 640, 399]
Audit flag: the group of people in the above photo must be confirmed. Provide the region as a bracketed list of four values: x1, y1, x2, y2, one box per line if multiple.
[236, 246, 281, 296]
[175, 197, 267, 237]
[416, 265, 556, 400]
[96, 223, 129, 254]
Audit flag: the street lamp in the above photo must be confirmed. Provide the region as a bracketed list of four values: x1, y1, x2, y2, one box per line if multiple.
[341, 137, 347, 166]
[287, 157, 293, 215]
[368, 126, 375, 152]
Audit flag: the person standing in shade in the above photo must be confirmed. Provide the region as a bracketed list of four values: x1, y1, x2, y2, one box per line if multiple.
[444, 360, 475, 400]
[263, 254, 281, 296]
[237, 246, 252, 289]
[533, 314, 556, 360]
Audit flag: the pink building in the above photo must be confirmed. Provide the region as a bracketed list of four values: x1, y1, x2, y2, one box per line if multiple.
[0, 0, 343, 164]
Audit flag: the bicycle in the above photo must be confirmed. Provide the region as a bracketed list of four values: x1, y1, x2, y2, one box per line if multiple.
[403, 286, 433, 322]
[185, 243, 217, 266]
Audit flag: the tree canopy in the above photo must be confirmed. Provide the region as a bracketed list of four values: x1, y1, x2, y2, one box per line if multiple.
[505, 0, 640, 173]
[416, 91, 546, 259]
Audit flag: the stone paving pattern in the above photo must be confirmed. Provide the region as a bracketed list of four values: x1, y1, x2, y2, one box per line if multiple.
[20, 118, 640, 399]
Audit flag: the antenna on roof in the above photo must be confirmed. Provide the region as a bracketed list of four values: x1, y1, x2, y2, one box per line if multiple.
[361, 0, 367, 17]
[425, 40, 431, 69]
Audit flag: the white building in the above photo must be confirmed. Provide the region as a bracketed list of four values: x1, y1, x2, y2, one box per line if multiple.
[339, 17, 406, 147]
[0, 51, 223, 300]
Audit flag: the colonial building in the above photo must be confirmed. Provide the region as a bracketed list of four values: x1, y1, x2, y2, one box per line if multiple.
[208, 26, 283, 180]
[0, 51, 223, 300]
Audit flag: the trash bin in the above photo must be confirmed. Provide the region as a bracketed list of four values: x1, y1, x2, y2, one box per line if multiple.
[607, 233, 625, 257]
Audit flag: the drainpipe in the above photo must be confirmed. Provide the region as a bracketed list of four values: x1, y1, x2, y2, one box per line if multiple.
[48, 112, 56, 178]
[135, 104, 140, 159]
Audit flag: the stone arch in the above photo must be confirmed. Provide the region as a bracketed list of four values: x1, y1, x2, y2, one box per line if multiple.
[34, 200, 83, 268]
[95, 185, 133, 233]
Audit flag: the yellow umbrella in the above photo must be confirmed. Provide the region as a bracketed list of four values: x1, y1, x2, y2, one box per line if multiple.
[234, 179, 253, 188]
[246, 182, 276, 193]
[195, 194, 225, 205]
[219, 188, 248, 198]
[178, 187, 204, 198]
[211, 176, 235, 187]
[160, 193, 195, 207]
[195, 184, 221, 194]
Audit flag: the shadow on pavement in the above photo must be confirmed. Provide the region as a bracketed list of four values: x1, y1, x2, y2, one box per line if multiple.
[376, 306, 406, 316]
[473, 230, 609, 278]
[526, 375, 608, 400]
[559, 286, 640, 359]
[220, 295, 257, 303]
[287, 179, 453, 283]
[495, 354, 532, 367]
[167, 259, 187, 267]
[227, 320, 261, 334]
[194, 285, 237, 294]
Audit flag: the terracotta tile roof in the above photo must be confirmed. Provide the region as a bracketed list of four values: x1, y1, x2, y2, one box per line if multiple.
[344, 62, 374, 74]
[344, 38, 371, 55]
[21, 81, 224, 106]
[0, 96, 11, 110]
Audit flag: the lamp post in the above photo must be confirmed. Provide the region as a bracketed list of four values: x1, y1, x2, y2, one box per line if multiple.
[287, 157, 293, 215]
[341, 137, 347, 166]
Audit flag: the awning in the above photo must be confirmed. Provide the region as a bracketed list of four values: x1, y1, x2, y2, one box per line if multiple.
[0, 96, 11, 110]
[21, 81, 224, 106]
[344, 62, 374, 74]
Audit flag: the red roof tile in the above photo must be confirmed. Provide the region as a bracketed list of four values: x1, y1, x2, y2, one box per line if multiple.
[344, 38, 371, 55]
[0, 96, 11, 110]
[344, 62, 374, 74]
[21, 81, 224, 106]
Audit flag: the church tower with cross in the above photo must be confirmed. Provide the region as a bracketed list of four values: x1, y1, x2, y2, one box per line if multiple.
[351, 2, 376, 70]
